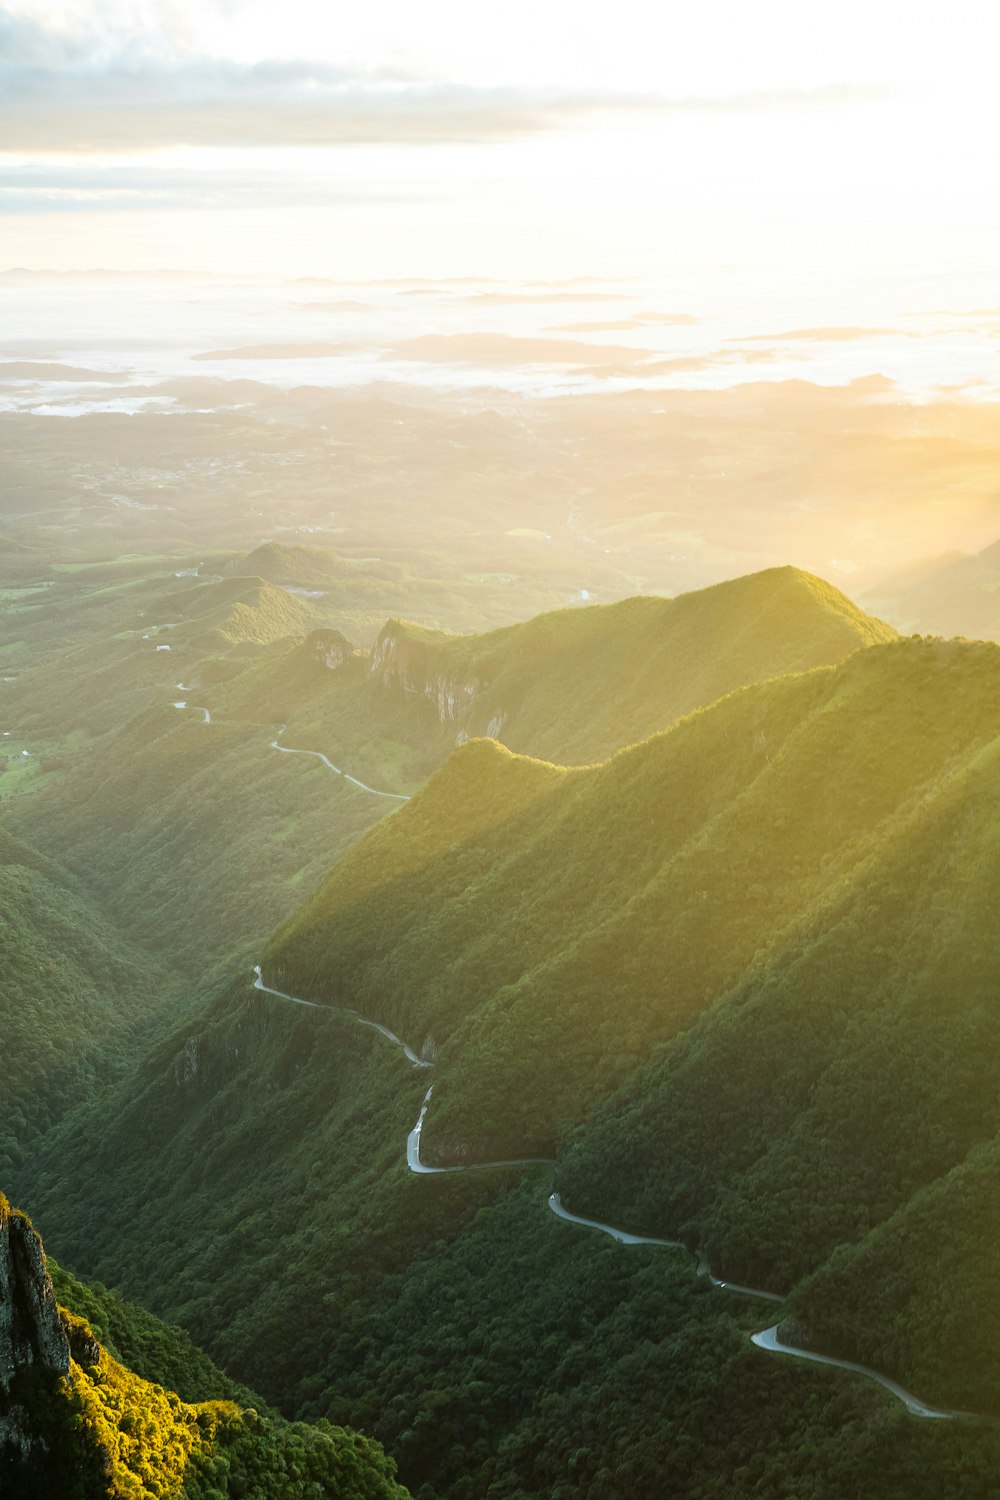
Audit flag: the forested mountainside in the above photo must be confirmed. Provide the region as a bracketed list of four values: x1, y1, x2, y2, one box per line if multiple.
[0, 826, 179, 1173]
[0, 1195, 408, 1500]
[4, 557, 888, 981]
[15, 620, 1000, 1496]
[213, 564, 895, 777]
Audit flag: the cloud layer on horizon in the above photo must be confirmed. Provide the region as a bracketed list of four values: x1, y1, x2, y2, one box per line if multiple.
[0, 8, 891, 155]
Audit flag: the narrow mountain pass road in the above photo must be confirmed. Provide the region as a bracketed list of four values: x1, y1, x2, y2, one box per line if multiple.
[168, 701, 409, 801]
[750, 1326, 962, 1419]
[270, 723, 410, 801]
[250, 966, 971, 1422]
[253, 967, 429, 1066]
[408, 1086, 555, 1174]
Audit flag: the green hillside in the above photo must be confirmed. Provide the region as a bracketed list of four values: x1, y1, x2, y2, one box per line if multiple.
[259, 637, 987, 1151]
[167, 574, 321, 648]
[0, 826, 179, 1171]
[5, 564, 891, 982]
[204, 565, 895, 796]
[363, 565, 896, 766]
[0, 1195, 408, 1500]
[221, 542, 349, 588]
[18, 632, 1000, 1495]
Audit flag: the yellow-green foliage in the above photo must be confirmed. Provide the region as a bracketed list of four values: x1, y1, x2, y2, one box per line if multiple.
[369, 566, 897, 766]
[64, 1314, 236, 1500]
[222, 543, 347, 589]
[169, 577, 318, 650]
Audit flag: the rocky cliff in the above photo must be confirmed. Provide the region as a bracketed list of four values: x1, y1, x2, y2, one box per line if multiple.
[0, 1192, 70, 1463]
[368, 620, 503, 743]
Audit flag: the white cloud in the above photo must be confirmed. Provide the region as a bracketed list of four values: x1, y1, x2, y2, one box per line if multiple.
[0, 7, 891, 154]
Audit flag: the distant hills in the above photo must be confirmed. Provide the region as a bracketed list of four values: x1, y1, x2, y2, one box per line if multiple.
[864, 537, 1000, 641]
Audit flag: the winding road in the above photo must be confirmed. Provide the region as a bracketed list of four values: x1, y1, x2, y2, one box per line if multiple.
[253, 966, 428, 1066]
[170, 699, 409, 801]
[269, 724, 410, 801]
[250, 963, 966, 1423]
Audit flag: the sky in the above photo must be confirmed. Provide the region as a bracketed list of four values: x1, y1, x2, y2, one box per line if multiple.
[1, 0, 998, 287]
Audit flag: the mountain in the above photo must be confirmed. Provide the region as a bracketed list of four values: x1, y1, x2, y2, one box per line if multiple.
[19, 632, 1000, 1496]
[0, 1194, 408, 1499]
[6, 565, 892, 984]
[863, 538, 1000, 640]
[215, 565, 896, 785]
[221, 542, 350, 589]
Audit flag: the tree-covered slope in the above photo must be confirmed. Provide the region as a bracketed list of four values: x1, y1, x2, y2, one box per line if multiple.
[259, 638, 995, 1154]
[23, 634, 1000, 1455]
[0, 826, 179, 1171]
[18, 977, 1000, 1500]
[0, 1195, 408, 1500]
[363, 565, 896, 766]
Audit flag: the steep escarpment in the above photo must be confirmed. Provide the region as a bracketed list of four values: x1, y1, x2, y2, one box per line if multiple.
[0, 1193, 69, 1406]
[17, 631, 1000, 1492]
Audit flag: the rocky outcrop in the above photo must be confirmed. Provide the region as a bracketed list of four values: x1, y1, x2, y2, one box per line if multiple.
[0, 1196, 69, 1397]
[0, 1195, 70, 1466]
[305, 628, 355, 671]
[370, 623, 481, 722]
[369, 622, 509, 748]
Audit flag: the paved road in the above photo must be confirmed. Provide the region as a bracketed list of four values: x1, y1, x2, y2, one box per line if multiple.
[751, 1325, 962, 1419]
[270, 723, 410, 801]
[250, 964, 967, 1421]
[168, 700, 408, 799]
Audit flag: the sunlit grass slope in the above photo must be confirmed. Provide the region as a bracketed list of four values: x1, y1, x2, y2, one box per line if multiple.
[208, 565, 896, 793]
[266, 637, 990, 1144]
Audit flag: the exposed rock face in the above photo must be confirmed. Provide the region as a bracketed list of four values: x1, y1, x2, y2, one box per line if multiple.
[370, 622, 507, 745]
[305, 628, 355, 671]
[0, 1196, 69, 1396]
[370, 624, 481, 722]
[1, 1195, 71, 1465]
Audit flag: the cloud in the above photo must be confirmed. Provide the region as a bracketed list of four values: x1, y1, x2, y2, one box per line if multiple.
[553, 313, 699, 331]
[0, 160, 422, 213]
[460, 291, 630, 306]
[194, 341, 359, 360]
[386, 333, 652, 366]
[736, 325, 911, 343]
[0, 10, 893, 153]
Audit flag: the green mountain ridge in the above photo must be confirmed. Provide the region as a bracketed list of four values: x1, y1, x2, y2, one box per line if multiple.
[11, 556, 1000, 1496]
[364, 565, 895, 766]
